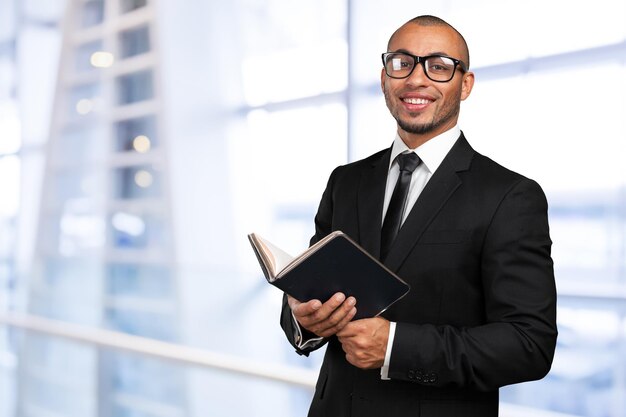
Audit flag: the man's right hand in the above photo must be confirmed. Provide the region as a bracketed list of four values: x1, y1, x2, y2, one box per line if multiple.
[288, 292, 357, 338]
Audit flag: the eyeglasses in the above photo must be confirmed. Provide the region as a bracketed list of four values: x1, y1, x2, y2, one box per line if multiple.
[381, 52, 468, 82]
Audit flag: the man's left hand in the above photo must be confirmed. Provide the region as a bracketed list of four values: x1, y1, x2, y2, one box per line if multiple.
[336, 317, 390, 369]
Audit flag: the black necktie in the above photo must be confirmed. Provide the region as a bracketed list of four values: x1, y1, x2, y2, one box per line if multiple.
[380, 152, 421, 260]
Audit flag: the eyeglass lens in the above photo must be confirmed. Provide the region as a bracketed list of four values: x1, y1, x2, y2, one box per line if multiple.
[384, 53, 457, 81]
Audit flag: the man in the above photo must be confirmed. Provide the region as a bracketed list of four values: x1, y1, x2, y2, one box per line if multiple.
[280, 15, 557, 417]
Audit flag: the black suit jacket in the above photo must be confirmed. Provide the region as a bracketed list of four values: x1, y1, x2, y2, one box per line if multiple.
[281, 134, 558, 417]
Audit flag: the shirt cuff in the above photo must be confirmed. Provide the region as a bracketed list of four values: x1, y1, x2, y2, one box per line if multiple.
[380, 321, 396, 380]
[291, 310, 324, 350]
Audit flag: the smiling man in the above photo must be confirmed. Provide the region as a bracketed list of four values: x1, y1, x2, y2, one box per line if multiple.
[382, 19, 472, 148]
[281, 15, 557, 417]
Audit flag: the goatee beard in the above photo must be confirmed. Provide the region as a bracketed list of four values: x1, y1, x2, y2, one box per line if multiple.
[397, 119, 437, 135]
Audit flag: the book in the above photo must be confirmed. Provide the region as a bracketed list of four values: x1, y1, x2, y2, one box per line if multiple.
[247, 230, 410, 320]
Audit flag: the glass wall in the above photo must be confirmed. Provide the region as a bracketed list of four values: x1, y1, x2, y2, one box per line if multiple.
[2, 0, 626, 417]
[0, 0, 26, 416]
[20, 0, 184, 416]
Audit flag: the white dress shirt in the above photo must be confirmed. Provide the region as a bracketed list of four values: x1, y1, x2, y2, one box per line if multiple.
[380, 125, 461, 379]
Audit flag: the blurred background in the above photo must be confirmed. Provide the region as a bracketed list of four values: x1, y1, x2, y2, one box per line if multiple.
[0, 0, 625, 416]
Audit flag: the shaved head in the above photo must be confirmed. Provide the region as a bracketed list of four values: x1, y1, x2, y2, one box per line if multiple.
[388, 15, 470, 69]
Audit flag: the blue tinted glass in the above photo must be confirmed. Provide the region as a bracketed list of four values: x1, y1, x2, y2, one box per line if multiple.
[115, 116, 157, 152]
[120, 0, 147, 13]
[75, 40, 103, 72]
[107, 263, 171, 298]
[105, 308, 175, 340]
[80, 0, 104, 27]
[117, 70, 153, 104]
[112, 165, 160, 200]
[119, 26, 151, 58]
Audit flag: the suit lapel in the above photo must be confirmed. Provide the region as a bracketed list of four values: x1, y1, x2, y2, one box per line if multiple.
[357, 148, 391, 259]
[384, 134, 475, 271]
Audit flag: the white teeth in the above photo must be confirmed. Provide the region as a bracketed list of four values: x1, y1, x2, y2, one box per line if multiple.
[403, 98, 430, 105]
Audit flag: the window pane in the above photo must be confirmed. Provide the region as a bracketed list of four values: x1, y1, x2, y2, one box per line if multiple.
[68, 83, 101, 117]
[241, 42, 347, 105]
[79, 0, 104, 28]
[120, 0, 147, 13]
[110, 211, 167, 250]
[40, 210, 105, 256]
[106, 263, 171, 298]
[16, 335, 97, 416]
[32, 258, 103, 321]
[74, 40, 104, 72]
[57, 125, 107, 162]
[0, 156, 19, 217]
[105, 308, 175, 340]
[112, 165, 161, 200]
[49, 170, 104, 202]
[239, 0, 347, 105]
[116, 70, 153, 104]
[119, 26, 150, 59]
[115, 116, 157, 153]
[108, 354, 184, 403]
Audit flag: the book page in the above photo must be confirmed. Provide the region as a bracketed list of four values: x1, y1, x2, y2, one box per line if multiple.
[256, 235, 295, 281]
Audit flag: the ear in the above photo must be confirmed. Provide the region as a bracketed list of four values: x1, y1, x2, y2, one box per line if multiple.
[380, 67, 386, 92]
[460, 71, 475, 101]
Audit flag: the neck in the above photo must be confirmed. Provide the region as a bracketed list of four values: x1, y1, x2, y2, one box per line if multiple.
[397, 122, 458, 149]
[398, 131, 434, 149]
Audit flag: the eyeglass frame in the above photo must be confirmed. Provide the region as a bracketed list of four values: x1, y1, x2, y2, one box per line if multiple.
[381, 52, 468, 83]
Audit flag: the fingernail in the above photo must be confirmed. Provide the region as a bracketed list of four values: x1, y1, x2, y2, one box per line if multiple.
[347, 297, 356, 306]
[335, 293, 345, 302]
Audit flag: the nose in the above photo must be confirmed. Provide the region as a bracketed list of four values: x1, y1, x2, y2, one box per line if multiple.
[405, 62, 430, 86]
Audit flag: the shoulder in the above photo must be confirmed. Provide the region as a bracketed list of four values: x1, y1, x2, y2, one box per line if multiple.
[329, 149, 391, 183]
[471, 151, 524, 182]
[467, 150, 547, 205]
[447, 133, 532, 191]
[329, 148, 389, 180]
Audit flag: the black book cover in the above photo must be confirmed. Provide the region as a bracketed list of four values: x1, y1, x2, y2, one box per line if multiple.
[250, 232, 410, 320]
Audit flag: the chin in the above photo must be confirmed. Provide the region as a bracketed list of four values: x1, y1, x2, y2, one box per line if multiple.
[398, 120, 436, 135]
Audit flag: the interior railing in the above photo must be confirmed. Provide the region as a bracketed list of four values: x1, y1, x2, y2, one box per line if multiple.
[0, 312, 577, 417]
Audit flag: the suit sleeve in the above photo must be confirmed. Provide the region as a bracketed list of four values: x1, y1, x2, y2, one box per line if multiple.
[388, 178, 558, 391]
[279, 167, 340, 355]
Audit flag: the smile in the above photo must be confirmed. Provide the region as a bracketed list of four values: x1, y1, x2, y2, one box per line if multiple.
[402, 97, 432, 105]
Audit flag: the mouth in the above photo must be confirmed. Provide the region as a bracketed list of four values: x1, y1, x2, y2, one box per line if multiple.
[400, 95, 434, 111]
[402, 97, 432, 105]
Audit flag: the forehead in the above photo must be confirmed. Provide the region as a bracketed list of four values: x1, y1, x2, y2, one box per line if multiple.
[388, 24, 463, 58]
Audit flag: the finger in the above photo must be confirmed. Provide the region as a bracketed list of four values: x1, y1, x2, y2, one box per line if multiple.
[315, 298, 357, 336]
[294, 292, 345, 323]
[286, 295, 300, 310]
[326, 308, 357, 337]
[313, 292, 346, 318]
[291, 298, 323, 317]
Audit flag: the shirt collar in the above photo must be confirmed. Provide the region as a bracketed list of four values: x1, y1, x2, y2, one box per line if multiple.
[389, 125, 461, 174]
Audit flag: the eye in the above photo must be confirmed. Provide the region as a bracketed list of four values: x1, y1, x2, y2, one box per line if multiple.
[390, 56, 412, 71]
[426, 57, 455, 73]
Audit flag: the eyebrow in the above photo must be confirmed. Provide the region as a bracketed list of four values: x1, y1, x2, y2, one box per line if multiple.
[391, 48, 455, 58]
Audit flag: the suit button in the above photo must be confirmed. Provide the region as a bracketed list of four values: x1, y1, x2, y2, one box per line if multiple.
[408, 370, 415, 380]
[429, 373, 437, 383]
